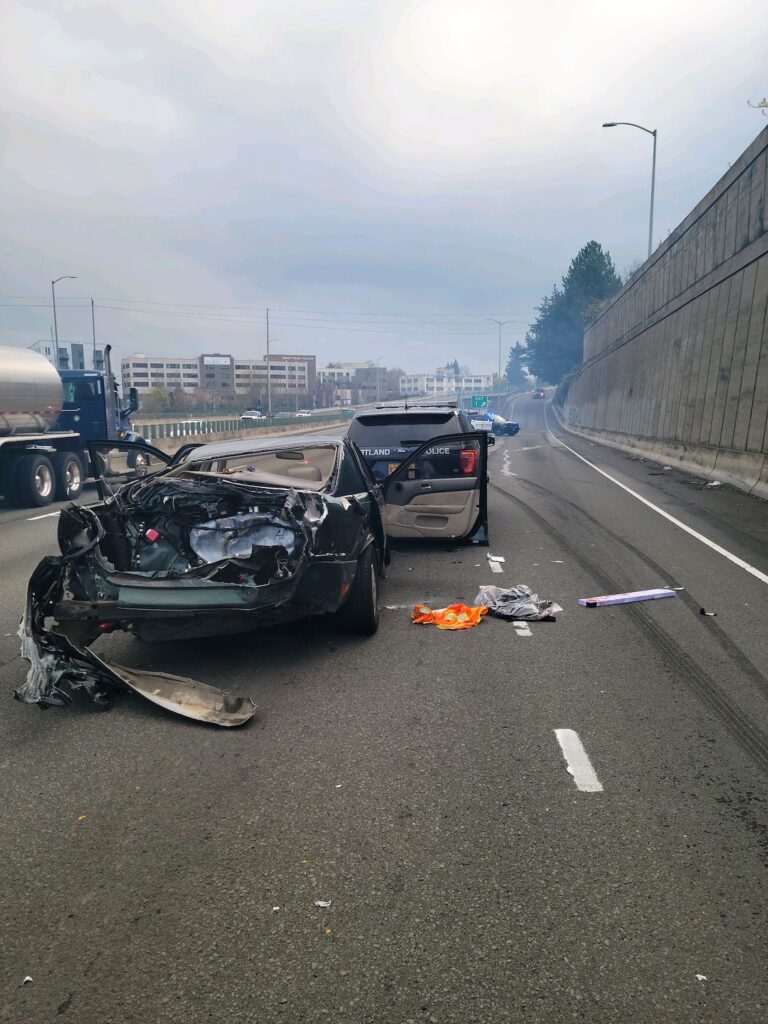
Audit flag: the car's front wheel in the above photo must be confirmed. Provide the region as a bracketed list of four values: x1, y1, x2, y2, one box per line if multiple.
[337, 546, 379, 635]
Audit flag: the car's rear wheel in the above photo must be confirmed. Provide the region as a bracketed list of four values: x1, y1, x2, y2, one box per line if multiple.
[337, 546, 379, 635]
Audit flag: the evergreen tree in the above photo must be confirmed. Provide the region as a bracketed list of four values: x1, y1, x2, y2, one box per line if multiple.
[504, 343, 528, 389]
[524, 241, 622, 383]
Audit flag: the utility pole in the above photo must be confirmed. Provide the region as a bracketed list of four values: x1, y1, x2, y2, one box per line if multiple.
[487, 319, 513, 396]
[91, 298, 97, 367]
[265, 307, 272, 418]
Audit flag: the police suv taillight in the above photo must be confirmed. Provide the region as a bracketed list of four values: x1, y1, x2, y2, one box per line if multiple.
[460, 449, 477, 475]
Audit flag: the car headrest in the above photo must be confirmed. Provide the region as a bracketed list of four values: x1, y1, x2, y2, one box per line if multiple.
[284, 464, 323, 481]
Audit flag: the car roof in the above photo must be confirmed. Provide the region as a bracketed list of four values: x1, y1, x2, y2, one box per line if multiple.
[183, 435, 346, 461]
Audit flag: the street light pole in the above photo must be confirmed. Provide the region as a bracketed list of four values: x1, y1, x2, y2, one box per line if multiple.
[91, 298, 97, 367]
[51, 275, 77, 370]
[265, 307, 272, 418]
[602, 121, 658, 258]
[487, 319, 514, 397]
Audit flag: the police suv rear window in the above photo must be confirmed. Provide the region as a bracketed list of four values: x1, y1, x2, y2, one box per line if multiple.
[348, 413, 458, 446]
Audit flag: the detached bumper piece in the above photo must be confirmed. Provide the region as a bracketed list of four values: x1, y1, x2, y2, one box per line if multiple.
[16, 558, 256, 727]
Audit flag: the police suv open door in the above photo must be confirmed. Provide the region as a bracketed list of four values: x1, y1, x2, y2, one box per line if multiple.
[380, 432, 490, 543]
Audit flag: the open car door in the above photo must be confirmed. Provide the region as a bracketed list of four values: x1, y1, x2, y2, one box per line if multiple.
[88, 440, 171, 499]
[381, 431, 489, 544]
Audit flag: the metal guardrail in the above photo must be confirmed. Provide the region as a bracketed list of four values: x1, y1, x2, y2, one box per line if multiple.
[137, 412, 349, 442]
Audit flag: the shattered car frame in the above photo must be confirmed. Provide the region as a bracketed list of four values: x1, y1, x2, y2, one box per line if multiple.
[17, 435, 389, 726]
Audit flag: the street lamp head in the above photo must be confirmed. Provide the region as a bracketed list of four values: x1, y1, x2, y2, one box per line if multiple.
[602, 122, 617, 128]
[52, 275, 77, 285]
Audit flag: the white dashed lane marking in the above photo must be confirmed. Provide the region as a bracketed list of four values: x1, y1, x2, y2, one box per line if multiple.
[513, 622, 532, 637]
[554, 729, 603, 792]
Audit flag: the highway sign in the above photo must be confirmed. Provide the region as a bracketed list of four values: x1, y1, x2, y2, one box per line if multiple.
[470, 395, 489, 409]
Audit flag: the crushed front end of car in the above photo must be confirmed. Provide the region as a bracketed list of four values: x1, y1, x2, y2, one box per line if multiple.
[16, 468, 368, 724]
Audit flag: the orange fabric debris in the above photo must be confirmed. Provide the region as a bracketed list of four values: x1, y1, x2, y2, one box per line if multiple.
[411, 603, 488, 630]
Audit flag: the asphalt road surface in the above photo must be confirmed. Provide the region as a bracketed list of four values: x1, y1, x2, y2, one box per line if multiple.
[2, 397, 767, 1023]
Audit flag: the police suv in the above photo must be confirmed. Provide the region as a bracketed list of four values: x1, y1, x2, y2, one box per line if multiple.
[347, 403, 483, 482]
[347, 403, 492, 543]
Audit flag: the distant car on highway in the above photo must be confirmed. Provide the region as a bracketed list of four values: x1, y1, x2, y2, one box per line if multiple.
[274, 411, 294, 419]
[296, 409, 312, 417]
[469, 411, 494, 433]
[491, 414, 520, 436]
[240, 410, 266, 421]
[532, 389, 546, 399]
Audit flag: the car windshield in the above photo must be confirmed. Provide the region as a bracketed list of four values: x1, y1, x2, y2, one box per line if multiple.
[347, 412, 458, 446]
[168, 444, 339, 490]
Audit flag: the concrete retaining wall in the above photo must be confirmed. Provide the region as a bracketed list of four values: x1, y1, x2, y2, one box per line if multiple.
[563, 125, 768, 497]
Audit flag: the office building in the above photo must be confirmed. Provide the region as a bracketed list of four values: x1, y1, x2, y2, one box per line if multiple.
[399, 373, 493, 397]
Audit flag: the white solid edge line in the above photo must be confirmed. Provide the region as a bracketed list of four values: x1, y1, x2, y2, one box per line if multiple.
[27, 510, 60, 521]
[554, 728, 603, 792]
[544, 408, 768, 587]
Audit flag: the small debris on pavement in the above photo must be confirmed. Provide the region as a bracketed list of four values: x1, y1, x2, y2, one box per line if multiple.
[335, 784, 342, 788]
[476, 585, 563, 621]
[313, 900, 332, 908]
[22, 977, 33, 986]
[578, 588, 677, 608]
[663, 465, 672, 470]
[77, 815, 87, 822]
[412, 604, 488, 630]
[705, 481, 722, 487]
[700, 608, 717, 617]
[272, 906, 280, 912]
[695, 974, 707, 981]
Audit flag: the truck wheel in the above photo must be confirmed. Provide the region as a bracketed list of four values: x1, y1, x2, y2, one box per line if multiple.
[53, 451, 84, 501]
[336, 546, 379, 636]
[16, 453, 55, 508]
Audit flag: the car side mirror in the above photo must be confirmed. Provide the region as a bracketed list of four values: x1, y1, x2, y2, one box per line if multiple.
[487, 435, 495, 446]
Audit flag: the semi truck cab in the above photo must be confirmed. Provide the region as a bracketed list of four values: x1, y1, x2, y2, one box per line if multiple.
[58, 370, 139, 442]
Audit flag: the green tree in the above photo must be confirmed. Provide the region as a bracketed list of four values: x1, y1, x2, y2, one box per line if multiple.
[386, 367, 405, 394]
[525, 241, 622, 383]
[504, 343, 528, 389]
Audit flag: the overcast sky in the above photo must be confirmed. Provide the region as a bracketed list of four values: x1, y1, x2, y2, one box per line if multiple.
[1, 0, 766, 373]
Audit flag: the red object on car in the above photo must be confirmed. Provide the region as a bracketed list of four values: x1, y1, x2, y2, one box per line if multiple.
[460, 449, 477, 475]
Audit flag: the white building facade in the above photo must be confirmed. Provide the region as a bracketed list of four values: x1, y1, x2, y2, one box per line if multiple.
[121, 353, 316, 397]
[399, 373, 493, 397]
